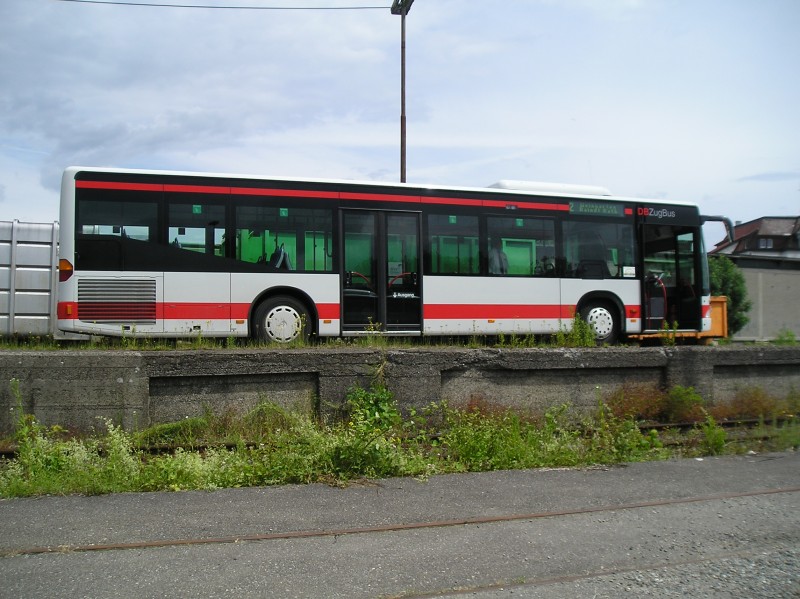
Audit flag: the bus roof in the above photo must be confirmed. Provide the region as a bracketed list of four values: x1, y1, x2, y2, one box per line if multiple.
[64, 166, 697, 207]
[488, 180, 612, 197]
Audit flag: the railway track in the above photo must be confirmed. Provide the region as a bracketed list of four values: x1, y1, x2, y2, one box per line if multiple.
[0, 417, 794, 460]
[1, 454, 797, 598]
[3, 485, 798, 558]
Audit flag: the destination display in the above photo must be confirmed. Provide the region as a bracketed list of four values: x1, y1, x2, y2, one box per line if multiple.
[568, 201, 626, 218]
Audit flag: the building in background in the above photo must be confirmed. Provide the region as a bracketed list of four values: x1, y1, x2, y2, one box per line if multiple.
[711, 216, 800, 341]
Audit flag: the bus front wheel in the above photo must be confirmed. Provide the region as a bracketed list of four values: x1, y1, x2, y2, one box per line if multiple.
[252, 296, 311, 343]
[580, 301, 619, 345]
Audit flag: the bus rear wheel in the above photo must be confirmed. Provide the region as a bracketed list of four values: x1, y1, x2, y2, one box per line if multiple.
[252, 296, 311, 343]
[580, 301, 619, 345]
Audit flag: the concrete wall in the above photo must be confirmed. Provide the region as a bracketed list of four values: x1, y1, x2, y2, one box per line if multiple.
[1, 346, 799, 434]
[735, 268, 800, 341]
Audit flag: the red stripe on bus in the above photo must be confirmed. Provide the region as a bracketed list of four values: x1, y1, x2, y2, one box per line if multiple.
[422, 196, 571, 212]
[232, 303, 340, 320]
[424, 304, 574, 320]
[480, 199, 571, 211]
[162, 303, 231, 319]
[76, 181, 163, 192]
[75, 180, 605, 215]
[422, 196, 483, 207]
[61, 301, 648, 327]
[425, 304, 641, 320]
[164, 184, 231, 195]
[74, 180, 634, 218]
[58, 302, 341, 322]
[315, 303, 341, 319]
[230, 188, 339, 199]
[230, 303, 340, 320]
[339, 192, 421, 203]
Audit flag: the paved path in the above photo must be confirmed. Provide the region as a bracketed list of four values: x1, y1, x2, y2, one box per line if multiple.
[1, 452, 798, 598]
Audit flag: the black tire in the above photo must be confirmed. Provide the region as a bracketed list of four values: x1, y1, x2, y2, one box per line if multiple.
[252, 295, 311, 343]
[580, 301, 620, 345]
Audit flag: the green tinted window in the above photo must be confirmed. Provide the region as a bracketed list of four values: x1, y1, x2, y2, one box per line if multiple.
[427, 214, 479, 275]
[235, 205, 333, 272]
[487, 216, 556, 276]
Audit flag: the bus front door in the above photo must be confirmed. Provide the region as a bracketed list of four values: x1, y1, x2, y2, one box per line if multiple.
[341, 210, 422, 335]
[641, 225, 703, 332]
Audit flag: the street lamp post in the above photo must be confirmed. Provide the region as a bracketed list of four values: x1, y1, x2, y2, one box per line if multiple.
[391, 0, 414, 183]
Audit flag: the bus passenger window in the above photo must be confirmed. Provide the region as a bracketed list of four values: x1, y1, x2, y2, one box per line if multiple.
[486, 216, 555, 276]
[562, 221, 634, 279]
[77, 197, 157, 242]
[168, 202, 226, 257]
[427, 214, 479, 275]
[74, 191, 160, 271]
[235, 205, 333, 272]
[488, 238, 508, 275]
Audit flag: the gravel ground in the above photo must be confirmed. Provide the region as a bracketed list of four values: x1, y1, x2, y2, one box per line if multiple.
[1, 453, 798, 599]
[497, 547, 800, 598]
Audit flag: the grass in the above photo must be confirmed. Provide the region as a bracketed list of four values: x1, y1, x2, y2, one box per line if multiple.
[2, 380, 797, 498]
[0, 313, 606, 350]
[605, 382, 800, 424]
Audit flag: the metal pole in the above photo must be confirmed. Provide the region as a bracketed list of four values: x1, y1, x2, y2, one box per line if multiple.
[392, 0, 413, 183]
[400, 5, 407, 183]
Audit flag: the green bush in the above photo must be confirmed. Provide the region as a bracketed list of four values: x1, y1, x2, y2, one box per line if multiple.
[709, 255, 752, 336]
[4, 377, 795, 499]
[664, 386, 706, 422]
[698, 413, 727, 455]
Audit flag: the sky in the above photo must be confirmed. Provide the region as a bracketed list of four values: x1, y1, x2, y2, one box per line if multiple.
[1, 0, 799, 247]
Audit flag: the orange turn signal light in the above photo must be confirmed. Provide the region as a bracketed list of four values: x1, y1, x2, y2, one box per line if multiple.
[58, 259, 74, 282]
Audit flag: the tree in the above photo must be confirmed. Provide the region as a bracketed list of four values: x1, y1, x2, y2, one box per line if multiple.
[708, 255, 752, 336]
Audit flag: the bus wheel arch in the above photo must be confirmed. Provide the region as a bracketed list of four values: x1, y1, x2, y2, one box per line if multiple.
[576, 293, 624, 345]
[250, 289, 316, 343]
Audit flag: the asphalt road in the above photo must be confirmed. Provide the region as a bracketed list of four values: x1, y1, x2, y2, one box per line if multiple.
[1, 452, 798, 598]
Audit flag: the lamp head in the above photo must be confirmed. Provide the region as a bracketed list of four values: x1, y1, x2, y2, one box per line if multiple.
[391, 0, 415, 15]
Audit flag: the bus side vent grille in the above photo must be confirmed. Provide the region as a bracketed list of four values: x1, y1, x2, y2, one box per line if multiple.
[78, 279, 157, 324]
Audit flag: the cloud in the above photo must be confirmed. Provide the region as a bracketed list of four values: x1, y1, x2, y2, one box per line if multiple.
[0, 1, 400, 197]
[737, 171, 800, 183]
[1, 0, 799, 226]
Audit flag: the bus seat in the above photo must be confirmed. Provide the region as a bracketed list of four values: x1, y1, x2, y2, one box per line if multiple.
[269, 244, 293, 270]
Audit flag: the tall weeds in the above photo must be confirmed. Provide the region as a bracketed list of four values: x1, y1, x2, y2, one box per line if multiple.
[1, 380, 797, 498]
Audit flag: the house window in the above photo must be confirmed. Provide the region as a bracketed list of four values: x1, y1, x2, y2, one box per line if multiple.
[758, 238, 774, 249]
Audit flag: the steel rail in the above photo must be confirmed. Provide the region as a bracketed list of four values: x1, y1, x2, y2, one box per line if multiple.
[2, 485, 798, 558]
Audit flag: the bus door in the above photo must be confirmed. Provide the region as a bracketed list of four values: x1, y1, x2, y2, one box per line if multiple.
[341, 210, 422, 334]
[641, 224, 702, 331]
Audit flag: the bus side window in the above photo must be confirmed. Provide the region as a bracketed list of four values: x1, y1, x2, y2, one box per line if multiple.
[168, 202, 226, 257]
[77, 196, 157, 242]
[427, 214, 479, 275]
[235, 205, 333, 272]
[486, 215, 555, 277]
[75, 192, 159, 271]
[269, 244, 293, 270]
[562, 221, 634, 279]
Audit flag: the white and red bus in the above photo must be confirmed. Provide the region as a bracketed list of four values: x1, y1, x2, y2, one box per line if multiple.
[57, 167, 712, 344]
